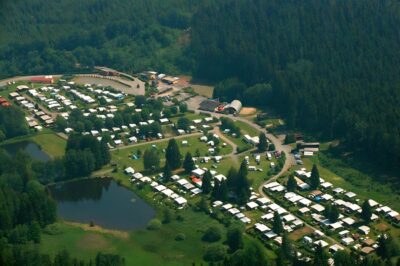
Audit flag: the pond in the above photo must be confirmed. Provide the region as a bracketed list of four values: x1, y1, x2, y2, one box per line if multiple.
[2, 140, 50, 161]
[49, 178, 156, 231]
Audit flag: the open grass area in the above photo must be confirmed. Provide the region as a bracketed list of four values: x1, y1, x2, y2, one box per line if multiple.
[294, 155, 400, 213]
[112, 135, 233, 172]
[0, 129, 66, 158]
[191, 84, 214, 98]
[40, 211, 224, 266]
[30, 132, 67, 158]
[234, 120, 260, 137]
[169, 113, 208, 124]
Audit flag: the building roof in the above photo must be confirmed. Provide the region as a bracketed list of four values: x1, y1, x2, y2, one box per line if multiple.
[199, 99, 221, 112]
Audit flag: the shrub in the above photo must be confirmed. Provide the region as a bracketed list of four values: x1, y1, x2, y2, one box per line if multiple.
[147, 219, 162, 230]
[175, 233, 186, 241]
[43, 223, 64, 235]
[202, 226, 222, 242]
[203, 244, 227, 262]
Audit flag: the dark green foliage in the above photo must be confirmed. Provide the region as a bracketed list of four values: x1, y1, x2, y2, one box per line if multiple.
[226, 226, 244, 253]
[324, 204, 340, 223]
[183, 152, 195, 173]
[281, 233, 295, 261]
[201, 170, 212, 194]
[162, 208, 173, 224]
[177, 117, 191, 131]
[203, 244, 227, 262]
[0, 106, 28, 139]
[310, 164, 320, 189]
[257, 132, 267, 152]
[220, 117, 241, 136]
[193, 0, 400, 174]
[272, 212, 283, 234]
[143, 149, 160, 172]
[165, 138, 181, 170]
[313, 244, 329, 266]
[227, 241, 269, 266]
[284, 134, 296, 144]
[202, 226, 222, 242]
[333, 250, 358, 266]
[377, 234, 400, 260]
[211, 179, 228, 202]
[236, 161, 250, 205]
[162, 162, 172, 182]
[361, 200, 372, 223]
[95, 252, 125, 266]
[286, 175, 297, 192]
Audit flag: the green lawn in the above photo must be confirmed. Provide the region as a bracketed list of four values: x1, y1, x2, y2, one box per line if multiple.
[40, 210, 226, 266]
[112, 135, 233, 172]
[234, 120, 260, 136]
[30, 132, 67, 158]
[293, 154, 400, 212]
[169, 113, 208, 124]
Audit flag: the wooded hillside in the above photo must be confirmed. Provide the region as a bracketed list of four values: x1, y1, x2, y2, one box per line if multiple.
[191, 0, 400, 175]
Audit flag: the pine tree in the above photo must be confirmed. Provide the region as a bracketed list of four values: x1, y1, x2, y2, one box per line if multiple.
[273, 211, 284, 234]
[329, 205, 339, 223]
[165, 138, 182, 169]
[236, 160, 250, 205]
[163, 162, 172, 182]
[202, 170, 212, 194]
[313, 244, 329, 266]
[257, 132, 267, 152]
[361, 200, 372, 223]
[219, 180, 228, 201]
[287, 175, 297, 192]
[183, 152, 195, 173]
[226, 226, 244, 252]
[310, 164, 320, 189]
[281, 233, 295, 260]
[226, 167, 238, 191]
[211, 179, 220, 200]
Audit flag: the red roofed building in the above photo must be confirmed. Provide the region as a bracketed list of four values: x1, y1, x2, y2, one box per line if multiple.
[30, 76, 54, 84]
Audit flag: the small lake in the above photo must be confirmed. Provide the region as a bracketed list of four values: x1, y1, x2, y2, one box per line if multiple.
[2, 140, 50, 161]
[49, 178, 156, 231]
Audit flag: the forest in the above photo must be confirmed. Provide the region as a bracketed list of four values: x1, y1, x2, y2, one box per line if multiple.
[192, 0, 400, 178]
[1, 0, 399, 179]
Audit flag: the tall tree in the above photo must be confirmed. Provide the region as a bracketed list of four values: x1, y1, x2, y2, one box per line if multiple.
[162, 162, 172, 182]
[165, 138, 181, 170]
[273, 211, 284, 234]
[361, 200, 372, 223]
[236, 160, 250, 205]
[202, 170, 212, 194]
[313, 244, 329, 266]
[226, 226, 244, 253]
[143, 149, 160, 172]
[286, 175, 297, 192]
[257, 132, 267, 152]
[183, 152, 195, 173]
[310, 164, 320, 189]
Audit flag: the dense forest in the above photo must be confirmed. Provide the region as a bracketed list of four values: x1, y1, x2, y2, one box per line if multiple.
[192, 0, 400, 176]
[0, 0, 199, 77]
[1, 0, 399, 178]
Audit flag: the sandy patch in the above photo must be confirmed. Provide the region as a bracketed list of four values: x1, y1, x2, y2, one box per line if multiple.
[191, 84, 214, 98]
[239, 107, 257, 116]
[65, 221, 129, 239]
[289, 226, 314, 241]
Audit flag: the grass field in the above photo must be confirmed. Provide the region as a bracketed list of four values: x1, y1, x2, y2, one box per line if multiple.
[234, 120, 260, 137]
[30, 132, 67, 158]
[112, 135, 233, 172]
[293, 154, 400, 212]
[191, 85, 214, 98]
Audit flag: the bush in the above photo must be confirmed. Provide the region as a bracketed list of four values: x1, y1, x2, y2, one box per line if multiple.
[147, 219, 162, 230]
[43, 223, 64, 235]
[175, 233, 186, 241]
[203, 244, 227, 262]
[202, 226, 222, 242]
